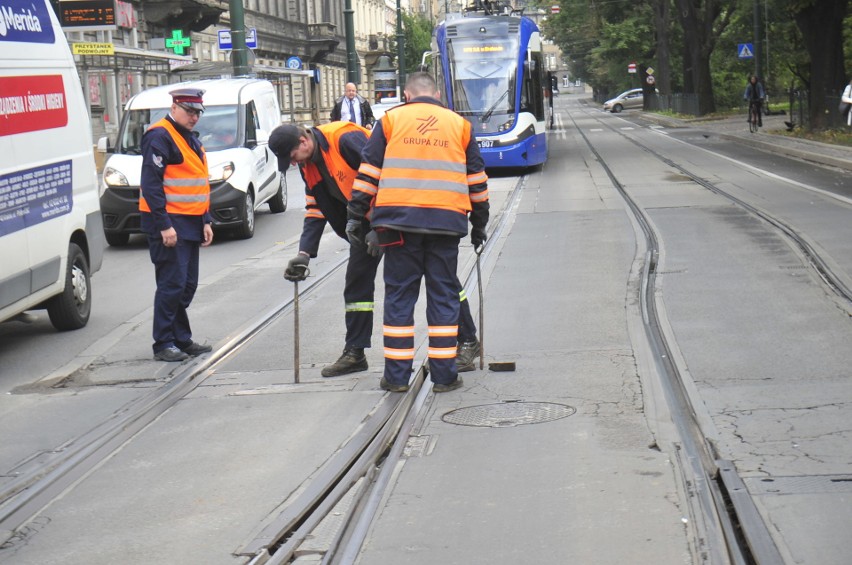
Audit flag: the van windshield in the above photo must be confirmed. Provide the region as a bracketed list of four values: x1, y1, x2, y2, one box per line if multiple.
[118, 105, 240, 154]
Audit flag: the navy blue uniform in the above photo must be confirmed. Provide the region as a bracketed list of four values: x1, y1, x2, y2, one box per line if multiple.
[140, 115, 211, 354]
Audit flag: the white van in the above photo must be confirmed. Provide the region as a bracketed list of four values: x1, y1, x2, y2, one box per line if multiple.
[99, 78, 286, 244]
[0, 0, 105, 330]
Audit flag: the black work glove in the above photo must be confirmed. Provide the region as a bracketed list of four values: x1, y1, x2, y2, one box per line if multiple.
[471, 227, 487, 248]
[365, 230, 382, 257]
[346, 218, 365, 247]
[284, 254, 309, 282]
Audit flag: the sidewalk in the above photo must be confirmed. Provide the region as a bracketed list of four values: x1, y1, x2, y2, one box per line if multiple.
[641, 111, 852, 172]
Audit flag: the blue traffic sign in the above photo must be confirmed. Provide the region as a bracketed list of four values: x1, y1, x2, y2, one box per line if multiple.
[737, 43, 754, 59]
[217, 28, 257, 50]
[286, 56, 303, 70]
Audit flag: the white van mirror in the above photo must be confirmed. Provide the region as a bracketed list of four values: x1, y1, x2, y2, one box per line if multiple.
[97, 136, 110, 153]
[255, 129, 269, 144]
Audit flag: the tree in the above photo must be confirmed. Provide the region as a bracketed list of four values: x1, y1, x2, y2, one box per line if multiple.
[402, 12, 433, 76]
[675, 0, 735, 115]
[788, 0, 849, 129]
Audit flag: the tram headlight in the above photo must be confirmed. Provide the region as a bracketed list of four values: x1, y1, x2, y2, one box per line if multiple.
[497, 117, 515, 132]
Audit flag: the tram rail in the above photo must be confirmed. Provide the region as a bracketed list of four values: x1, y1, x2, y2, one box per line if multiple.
[563, 104, 852, 563]
[0, 173, 527, 562]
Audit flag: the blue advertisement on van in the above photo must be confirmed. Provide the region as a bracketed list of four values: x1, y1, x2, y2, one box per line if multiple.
[0, 0, 56, 44]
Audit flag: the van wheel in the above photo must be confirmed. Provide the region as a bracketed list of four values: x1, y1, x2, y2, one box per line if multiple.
[234, 190, 255, 239]
[612, 104, 623, 113]
[47, 243, 92, 331]
[105, 232, 130, 246]
[268, 175, 287, 214]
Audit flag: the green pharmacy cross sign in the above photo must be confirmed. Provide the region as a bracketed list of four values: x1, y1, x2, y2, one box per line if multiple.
[166, 30, 191, 55]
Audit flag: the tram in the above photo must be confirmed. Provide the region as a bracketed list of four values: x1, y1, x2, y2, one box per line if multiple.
[431, 3, 549, 169]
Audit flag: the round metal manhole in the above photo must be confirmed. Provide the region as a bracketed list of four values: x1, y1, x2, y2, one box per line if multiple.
[441, 402, 576, 428]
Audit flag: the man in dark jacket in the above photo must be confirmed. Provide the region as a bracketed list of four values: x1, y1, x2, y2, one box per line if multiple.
[347, 72, 489, 393]
[140, 88, 214, 362]
[330, 83, 374, 129]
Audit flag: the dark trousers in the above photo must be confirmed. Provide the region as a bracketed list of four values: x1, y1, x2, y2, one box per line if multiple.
[147, 237, 200, 353]
[344, 241, 382, 349]
[343, 241, 476, 350]
[382, 233, 461, 386]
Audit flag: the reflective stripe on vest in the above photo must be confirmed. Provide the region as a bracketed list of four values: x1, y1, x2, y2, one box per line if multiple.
[376, 103, 471, 216]
[139, 118, 209, 215]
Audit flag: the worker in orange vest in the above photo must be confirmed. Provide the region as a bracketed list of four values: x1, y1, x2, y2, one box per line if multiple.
[347, 72, 489, 393]
[140, 88, 214, 362]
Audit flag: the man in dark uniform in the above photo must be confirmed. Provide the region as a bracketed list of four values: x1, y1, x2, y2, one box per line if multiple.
[269, 122, 378, 377]
[347, 72, 489, 393]
[140, 88, 214, 362]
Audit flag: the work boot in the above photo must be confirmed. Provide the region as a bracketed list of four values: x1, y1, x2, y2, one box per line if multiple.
[154, 346, 189, 362]
[380, 377, 409, 392]
[456, 340, 480, 373]
[322, 348, 368, 377]
[433, 376, 463, 393]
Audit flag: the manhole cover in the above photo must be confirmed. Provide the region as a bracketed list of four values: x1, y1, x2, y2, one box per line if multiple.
[442, 402, 576, 428]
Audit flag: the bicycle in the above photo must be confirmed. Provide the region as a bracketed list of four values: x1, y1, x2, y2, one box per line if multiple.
[748, 101, 762, 133]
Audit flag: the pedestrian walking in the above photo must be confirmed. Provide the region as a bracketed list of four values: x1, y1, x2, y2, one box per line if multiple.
[330, 83, 375, 129]
[347, 72, 489, 393]
[140, 88, 214, 362]
[840, 78, 852, 126]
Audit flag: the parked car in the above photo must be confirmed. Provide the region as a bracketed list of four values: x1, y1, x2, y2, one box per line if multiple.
[98, 78, 286, 245]
[603, 88, 644, 113]
[372, 97, 404, 122]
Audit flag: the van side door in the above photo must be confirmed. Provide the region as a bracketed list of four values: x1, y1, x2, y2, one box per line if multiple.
[244, 102, 277, 199]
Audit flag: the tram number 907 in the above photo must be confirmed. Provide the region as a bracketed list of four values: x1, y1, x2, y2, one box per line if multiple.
[477, 139, 494, 149]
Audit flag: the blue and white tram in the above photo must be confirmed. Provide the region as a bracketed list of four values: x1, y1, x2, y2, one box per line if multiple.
[432, 11, 548, 169]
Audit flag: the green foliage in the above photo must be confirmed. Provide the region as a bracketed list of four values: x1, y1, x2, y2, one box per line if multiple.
[542, 0, 850, 123]
[402, 12, 434, 75]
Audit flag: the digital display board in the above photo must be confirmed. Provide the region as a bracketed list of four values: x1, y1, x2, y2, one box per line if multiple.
[57, 0, 116, 31]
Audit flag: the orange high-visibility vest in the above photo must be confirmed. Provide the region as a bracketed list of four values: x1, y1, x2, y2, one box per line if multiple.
[375, 102, 471, 220]
[139, 118, 209, 216]
[300, 121, 369, 201]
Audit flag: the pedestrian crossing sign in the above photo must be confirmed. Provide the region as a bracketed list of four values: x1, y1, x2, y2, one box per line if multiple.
[738, 43, 754, 59]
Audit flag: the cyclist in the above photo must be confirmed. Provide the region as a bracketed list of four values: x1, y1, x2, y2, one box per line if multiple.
[743, 74, 765, 128]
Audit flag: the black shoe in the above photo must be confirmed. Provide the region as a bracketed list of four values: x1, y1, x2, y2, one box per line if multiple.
[154, 346, 189, 362]
[180, 341, 212, 356]
[380, 377, 409, 392]
[433, 377, 463, 393]
[456, 340, 480, 373]
[322, 348, 368, 377]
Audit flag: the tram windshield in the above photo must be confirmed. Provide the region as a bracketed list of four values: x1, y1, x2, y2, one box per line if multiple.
[446, 36, 518, 134]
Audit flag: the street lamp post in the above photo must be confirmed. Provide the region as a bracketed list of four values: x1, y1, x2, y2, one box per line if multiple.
[345, 0, 358, 83]
[396, 0, 405, 93]
[229, 0, 250, 77]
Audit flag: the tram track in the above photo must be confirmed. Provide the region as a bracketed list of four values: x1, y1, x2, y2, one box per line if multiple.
[567, 108, 797, 564]
[0, 173, 527, 563]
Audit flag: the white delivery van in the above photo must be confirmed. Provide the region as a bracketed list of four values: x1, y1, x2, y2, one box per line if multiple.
[0, 0, 105, 330]
[99, 78, 286, 244]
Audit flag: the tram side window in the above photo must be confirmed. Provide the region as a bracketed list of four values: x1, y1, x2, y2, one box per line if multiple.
[528, 52, 545, 120]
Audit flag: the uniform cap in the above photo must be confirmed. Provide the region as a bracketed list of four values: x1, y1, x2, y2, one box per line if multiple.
[269, 125, 303, 170]
[170, 88, 205, 111]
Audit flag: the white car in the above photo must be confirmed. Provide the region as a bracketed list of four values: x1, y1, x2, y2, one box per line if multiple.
[603, 88, 644, 113]
[372, 97, 404, 122]
[99, 78, 287, 244]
